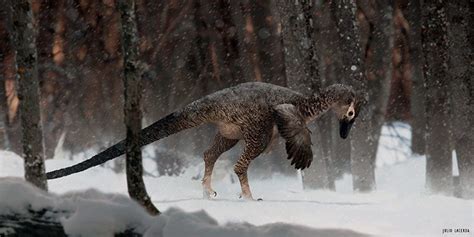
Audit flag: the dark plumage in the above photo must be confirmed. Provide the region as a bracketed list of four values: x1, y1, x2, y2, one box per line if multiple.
[274, 104, 313, 170]
[46, 82, 364, 200]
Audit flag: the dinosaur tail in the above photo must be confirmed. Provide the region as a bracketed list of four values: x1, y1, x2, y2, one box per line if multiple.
[46, 105, 210, 179]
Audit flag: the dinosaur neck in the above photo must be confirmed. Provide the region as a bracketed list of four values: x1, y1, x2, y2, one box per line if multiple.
[298, 92, 337, 122]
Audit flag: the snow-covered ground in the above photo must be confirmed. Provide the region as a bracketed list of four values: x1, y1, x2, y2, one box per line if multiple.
[0, 178, 366, 237]
[0, 123, 473, 237]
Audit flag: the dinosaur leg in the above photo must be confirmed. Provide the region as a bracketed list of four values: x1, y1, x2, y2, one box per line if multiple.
[234, 131, 271, 200]
[202, 133, 238, 199]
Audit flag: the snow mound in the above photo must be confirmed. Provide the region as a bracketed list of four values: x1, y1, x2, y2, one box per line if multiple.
[0, 178, 368, 237]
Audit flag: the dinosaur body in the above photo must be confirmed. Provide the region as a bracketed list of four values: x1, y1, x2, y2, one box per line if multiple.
[47, 82, 363, 200]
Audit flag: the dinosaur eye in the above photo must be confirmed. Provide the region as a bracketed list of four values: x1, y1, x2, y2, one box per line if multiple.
[348, 111, 354, 117]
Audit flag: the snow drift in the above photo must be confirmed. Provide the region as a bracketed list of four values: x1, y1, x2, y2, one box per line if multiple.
[0, 178, 368, 237]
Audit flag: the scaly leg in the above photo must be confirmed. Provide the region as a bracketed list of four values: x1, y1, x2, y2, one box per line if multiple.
[202, 133, 238, 199]
[234, 130, 271, 200]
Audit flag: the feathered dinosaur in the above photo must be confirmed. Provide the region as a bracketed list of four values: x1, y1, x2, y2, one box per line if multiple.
[46, 82, 365, 200]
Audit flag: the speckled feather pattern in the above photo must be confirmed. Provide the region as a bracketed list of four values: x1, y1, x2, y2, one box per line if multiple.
[46, 82, 356, 199]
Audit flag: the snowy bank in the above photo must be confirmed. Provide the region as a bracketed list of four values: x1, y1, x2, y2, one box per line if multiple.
[0, 178, 369, 237]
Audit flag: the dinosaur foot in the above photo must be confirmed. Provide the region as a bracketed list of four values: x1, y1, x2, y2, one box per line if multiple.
[203, 189, 218, 199]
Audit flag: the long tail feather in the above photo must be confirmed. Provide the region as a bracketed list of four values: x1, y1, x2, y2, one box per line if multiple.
[46, 108, 206, 179]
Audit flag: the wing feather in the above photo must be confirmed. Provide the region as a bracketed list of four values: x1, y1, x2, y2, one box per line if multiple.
[274, 104, 313, 170]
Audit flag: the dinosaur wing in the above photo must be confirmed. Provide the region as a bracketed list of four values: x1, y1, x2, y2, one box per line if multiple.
[274, 104, 313, 170]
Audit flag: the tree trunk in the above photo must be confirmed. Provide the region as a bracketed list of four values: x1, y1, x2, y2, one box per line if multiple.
[0, 1, 18, 153]
[359, 0, 394, 188]
[228, 0, 255, 83]
[405, 0, 426, 155]
[332, 0, 373, 192]
[0, 10, 10, 149]
[213, 0, 251, 85]
[447, 0, 473, 198]
[0, 48, 21, 155]
[241, 0, 263, 82]
[314, 1, 337, 190]
[421, 0, 452, 195]
[36, 0, 60, 159]
[275, 0, 318, 95]
[324, 2, 352, 180]
[10, 0, 47, 190]
[251, 0, 286, 86]
[276, 0, 330, 189]
[118, 0, 159, 215]
[0, 61, 9, 149]
[318, 113, 336, 190]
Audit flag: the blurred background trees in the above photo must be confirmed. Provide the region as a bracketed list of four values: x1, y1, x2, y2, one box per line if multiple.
[0, 0, 471, 198]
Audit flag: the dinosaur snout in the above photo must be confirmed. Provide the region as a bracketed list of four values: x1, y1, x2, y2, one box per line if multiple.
[339, 118, 354, 139]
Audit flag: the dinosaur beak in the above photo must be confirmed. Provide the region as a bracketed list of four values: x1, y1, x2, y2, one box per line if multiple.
[339, 118, 354, 139]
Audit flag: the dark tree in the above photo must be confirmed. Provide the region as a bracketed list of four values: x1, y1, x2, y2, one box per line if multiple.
[422, 0, 452, 195]
[332, 0, 371, 192]
[118, 0, 159, 215]
[325, 1, 352, 181]
[275, 0, 318, 94]
[313, 1, 337, 190]
[10, 0, 48, 190]
[332, 0, 394, 192]
[228, 0, 256, 83]
[358, 0, 394, 191]
[276, 0, 333, 189]
[405, 0, 426, 155]
[0, 11, 9, 149]
[0, 0, 20, 154]
[251, 0, 286, 86]
[239, 0, 263, 82]
[447, 0, 473, 198]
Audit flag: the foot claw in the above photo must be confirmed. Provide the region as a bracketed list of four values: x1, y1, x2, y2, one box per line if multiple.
[203, 189, 218, 199]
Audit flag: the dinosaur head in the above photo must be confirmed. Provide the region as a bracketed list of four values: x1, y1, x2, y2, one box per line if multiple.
[333, 95, 356, 139]
[337, 104, 355, 139]
[325, 84, 367, 139]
